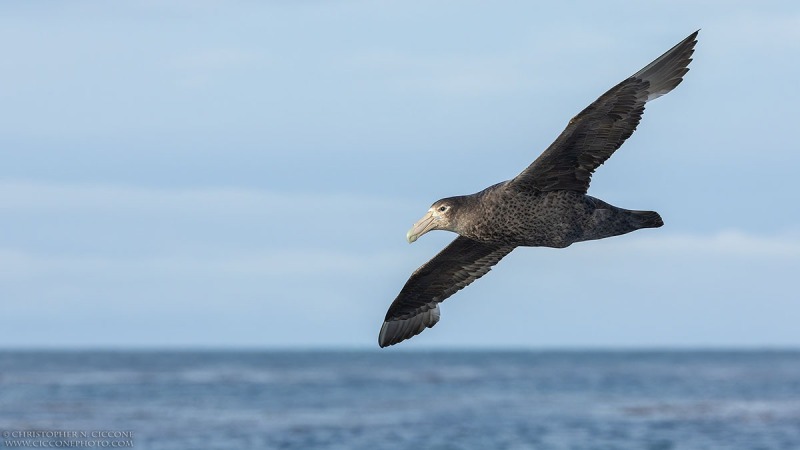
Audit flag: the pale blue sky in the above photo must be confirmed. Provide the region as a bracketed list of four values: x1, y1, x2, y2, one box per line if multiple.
[1, 1, 798, 348]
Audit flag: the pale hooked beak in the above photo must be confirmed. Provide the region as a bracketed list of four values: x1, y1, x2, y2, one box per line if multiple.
[406, 210, 436, 243]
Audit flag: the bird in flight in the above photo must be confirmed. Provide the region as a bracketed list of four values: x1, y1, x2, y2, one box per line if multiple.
[378, 31, 698, 348]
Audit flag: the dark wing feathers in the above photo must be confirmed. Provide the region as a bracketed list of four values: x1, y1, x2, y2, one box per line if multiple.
[509, 30, 698, 193]
[378, 237, 514, 348]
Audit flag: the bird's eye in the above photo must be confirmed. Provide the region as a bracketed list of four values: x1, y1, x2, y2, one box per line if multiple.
[438, 206, 447, 212]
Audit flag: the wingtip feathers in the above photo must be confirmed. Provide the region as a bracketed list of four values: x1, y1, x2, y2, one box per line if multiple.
[633, 30, 699, 101]
[378, 305, 440, 348]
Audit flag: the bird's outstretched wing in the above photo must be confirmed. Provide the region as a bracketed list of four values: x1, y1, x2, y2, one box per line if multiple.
[508, 31, 698, 193]
[379, 237, 515, 347]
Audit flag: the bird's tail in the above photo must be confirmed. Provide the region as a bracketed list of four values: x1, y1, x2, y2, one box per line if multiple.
[629, 210, 664, 229]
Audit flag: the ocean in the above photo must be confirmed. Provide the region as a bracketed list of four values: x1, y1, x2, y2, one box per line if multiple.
[0, 350, 798, 449]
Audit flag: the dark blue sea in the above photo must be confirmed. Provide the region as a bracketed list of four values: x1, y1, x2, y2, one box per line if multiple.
[1, 350, 799, 449]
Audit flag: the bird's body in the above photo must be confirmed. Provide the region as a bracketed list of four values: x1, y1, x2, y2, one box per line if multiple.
[379, 31, 699, 348]
[451, 185, 661, 248]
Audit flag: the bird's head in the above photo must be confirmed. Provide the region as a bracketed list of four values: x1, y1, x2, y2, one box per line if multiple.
[406, 197, 463, 243]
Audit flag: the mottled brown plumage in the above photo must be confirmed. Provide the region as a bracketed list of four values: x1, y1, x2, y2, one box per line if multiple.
[379, 31, 698, 348]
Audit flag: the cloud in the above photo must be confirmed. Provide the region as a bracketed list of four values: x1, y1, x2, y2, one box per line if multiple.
[3, 180, 797, 259]
[596, 230, 800, 259]
[0, 180, 406, 215]
[0, 247, 407, 279]
[1, 182, 797, 348]
[2, 229, 796, 283]
[0, 180, 419, 266]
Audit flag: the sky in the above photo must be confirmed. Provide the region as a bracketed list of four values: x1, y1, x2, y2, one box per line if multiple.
[1, 1, 798, 349]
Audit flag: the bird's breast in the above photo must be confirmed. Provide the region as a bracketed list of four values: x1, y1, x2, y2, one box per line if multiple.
[461, 190, 589, 247]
